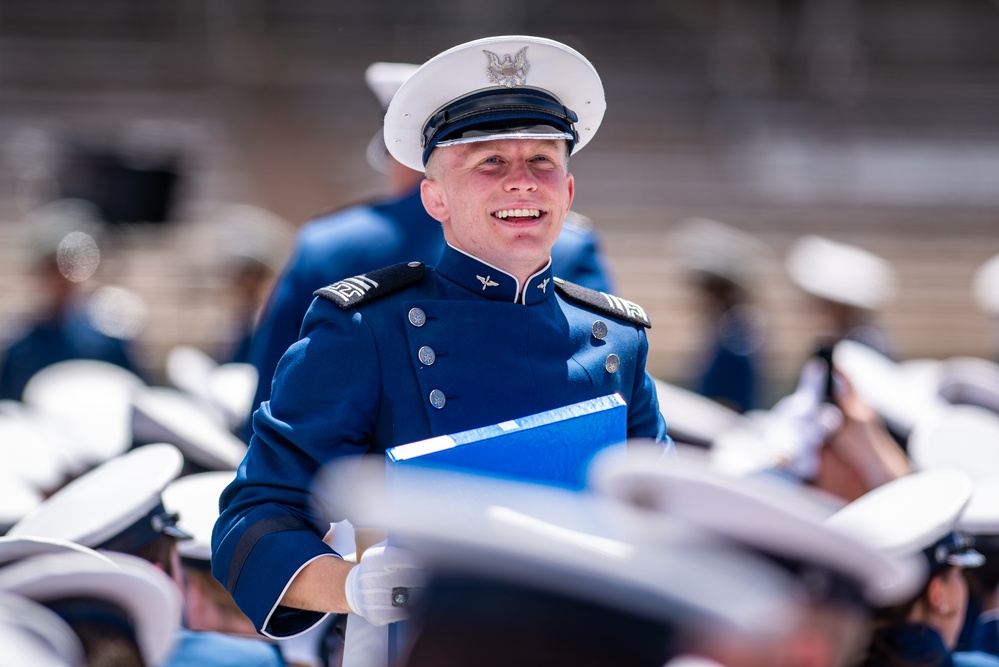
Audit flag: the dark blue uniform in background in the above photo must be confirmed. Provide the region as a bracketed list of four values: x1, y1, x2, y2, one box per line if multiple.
[243, 184, 614, 438]
[0, 302, 140, 401]
[214, 244, 668, 636]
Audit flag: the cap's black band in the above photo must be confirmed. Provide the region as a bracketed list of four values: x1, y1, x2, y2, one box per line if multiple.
[421, 87, 578, 165]
[923, 530, 983, 571]
[96, 502, 188, 554]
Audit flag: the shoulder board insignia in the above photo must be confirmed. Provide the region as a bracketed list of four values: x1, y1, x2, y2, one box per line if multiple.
[314, 261, 424, 309]
[554, 277, 652, 329]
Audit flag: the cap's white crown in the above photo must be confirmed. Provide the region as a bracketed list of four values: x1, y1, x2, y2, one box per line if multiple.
[384, 35, 606, 172]
[786, 235, 896, 310]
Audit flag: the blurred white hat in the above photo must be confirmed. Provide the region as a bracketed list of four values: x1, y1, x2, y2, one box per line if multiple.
[22, 360, 146, 470]
[8, 443, 191, 552]
[786, 235, 897, 310]
[907, 404, 999, 480]
[972, 253, 999, 316]
[671, 217, 772, 287]
[322, 456, 806, 646]
[589, 444, 925, 608]
[364, 62, 420, 110]
[826, 469, 983, 572]
[653, 377, 750, 448]
[0, 550, 182, 667]
[161, 471, 235, 563]
[131, 386, 248, 470]
[959, 472, 999, 537]
[0, 593, 84, 667]
[938, 356, 999, 415]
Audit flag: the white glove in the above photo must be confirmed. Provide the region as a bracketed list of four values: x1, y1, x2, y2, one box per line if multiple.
[762, 359, 843, 480]
[343, 541, 425, 627]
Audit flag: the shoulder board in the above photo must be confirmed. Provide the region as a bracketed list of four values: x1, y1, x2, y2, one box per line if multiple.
[554, 278, 652, 329]
[314, 261, 424, 309]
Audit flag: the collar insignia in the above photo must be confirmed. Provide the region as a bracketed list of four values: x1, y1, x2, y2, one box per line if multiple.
[537, 277, 550, 293]
[484, 47, 530, 88]
[477, 275, 499, 290]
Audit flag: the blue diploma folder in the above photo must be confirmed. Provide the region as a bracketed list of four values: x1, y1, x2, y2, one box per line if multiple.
[385, 393, 628, 490]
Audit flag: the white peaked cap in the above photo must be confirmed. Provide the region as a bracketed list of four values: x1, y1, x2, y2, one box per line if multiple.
[786, 235, 897, 310]
[0, 550, 181, 667]
[590, 444, 926, 608]
[385, 35, 605, 172]
[364, 62, 420, 109]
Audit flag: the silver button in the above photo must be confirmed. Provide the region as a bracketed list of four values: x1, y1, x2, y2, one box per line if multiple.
[429, 389, 446, 409]
[408, 307, 426, 327]
[418, 346, 436, 366]
[591, 320, 608, 340]
[407, 261, 421, 267]
[605, 354, 620, 373]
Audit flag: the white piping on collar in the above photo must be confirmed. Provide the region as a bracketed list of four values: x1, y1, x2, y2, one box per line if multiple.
[521, 258, 554, 305]
[446, 244, 552, 304]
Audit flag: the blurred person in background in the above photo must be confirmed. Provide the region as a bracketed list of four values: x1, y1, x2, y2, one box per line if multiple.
[0, 200, 144, 401]
[8, 444, 285, 667]
[209, 204, 295, 365]
[591, 443, 926, 667]
[785, 235, 898, 359]
[711, 344, 911, 504]
[826, 470, 999, 667]
[243, 59, 616, 439]
[672, 217, 772, 413]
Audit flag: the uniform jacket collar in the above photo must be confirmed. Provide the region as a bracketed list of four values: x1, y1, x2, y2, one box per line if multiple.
[436, 244, 554, 305]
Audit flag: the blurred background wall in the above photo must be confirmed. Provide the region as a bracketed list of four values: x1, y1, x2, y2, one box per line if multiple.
[1, 0, 997, 405]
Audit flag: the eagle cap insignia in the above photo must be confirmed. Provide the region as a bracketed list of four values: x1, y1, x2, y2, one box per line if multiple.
[484, 46, 530, 88]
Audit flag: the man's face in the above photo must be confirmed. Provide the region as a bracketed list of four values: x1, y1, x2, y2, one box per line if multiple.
[420, 139, 574, 280]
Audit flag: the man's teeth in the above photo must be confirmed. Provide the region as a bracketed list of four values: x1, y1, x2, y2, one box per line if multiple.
[494, 209, 541, 219]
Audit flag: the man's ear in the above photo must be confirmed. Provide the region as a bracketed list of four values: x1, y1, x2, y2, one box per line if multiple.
[421, 178, 449, 224]
[926, 573, 945, 609]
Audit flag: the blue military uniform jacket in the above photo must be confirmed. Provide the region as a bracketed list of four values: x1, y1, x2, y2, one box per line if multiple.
[244, 185, 614, 437]
[213, 245, 668, 638]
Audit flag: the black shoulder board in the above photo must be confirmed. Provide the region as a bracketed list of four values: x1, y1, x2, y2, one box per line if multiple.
[554, 277, 652, 329]
[314, 261, 424, 309]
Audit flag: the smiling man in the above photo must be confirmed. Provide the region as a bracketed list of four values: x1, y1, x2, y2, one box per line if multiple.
[212, 35, 670, 644]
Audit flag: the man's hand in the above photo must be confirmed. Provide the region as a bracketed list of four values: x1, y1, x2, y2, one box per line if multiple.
[344, 541, 426, 626]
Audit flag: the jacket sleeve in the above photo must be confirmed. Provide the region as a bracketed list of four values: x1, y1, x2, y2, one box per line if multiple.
[626, 328, 673, 453]
[213, 298, 381, 637]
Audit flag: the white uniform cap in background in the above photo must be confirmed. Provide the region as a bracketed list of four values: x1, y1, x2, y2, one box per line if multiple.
[959, 472, 999, 536]
[653, 378, 750, 449]
[21, 360, 146, 469]
[833, 339, 948, 438]
[385, 35, 605, 172]
[670, 217, 773, 288]
[364, 61, 420, 174]
[206, 362, 258, 433]
[0, 472, 44, 536]
[365, 62, 420, 110]
[0, 550, 181, 667]
[0, 412, 70, 494]
[161, 471, 235, 562]
[211, 203, 296, 276]
[164, 345, 258, 434]
[786, 235, 897, 311]
[0, 593, 84, 667]
[0, 536, 112, 570]
[131, 386, 247, 470]
[907, 404, 999, 479]
[972, 253, 999, 316]
[938, 356, 999, 415]
[825, 469, 982, 570]
[588, 444, 925, 608]
[320, 456, 805, 643]
[8, 444, 190, 552]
